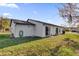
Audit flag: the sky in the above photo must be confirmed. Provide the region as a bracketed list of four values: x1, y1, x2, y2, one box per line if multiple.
[0, 3, 66, 26]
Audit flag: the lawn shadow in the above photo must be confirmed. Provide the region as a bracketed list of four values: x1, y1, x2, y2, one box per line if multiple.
[0, 36, 46, 49]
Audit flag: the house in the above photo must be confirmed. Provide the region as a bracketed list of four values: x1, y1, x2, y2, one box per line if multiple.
[10, 19, 64, 37]
[65, 27, 79, 32]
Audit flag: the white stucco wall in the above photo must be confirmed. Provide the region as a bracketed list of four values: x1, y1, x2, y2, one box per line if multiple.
[50, 26, 63, 35]
[28, 20, 45, 37]
[50, 26, 57, 35]
[57, 27, 63, 35]
[11, 20, 64, 38]
[28, 20, 64, 37]
[60, 28, 63, 34]
[10, 21, 16, 36]
[14, 24, 35, 37]
[43, 25, 56, 37]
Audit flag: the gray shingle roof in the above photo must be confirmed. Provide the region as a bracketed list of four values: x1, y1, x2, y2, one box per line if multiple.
[27, 19, 64, 28]
[11, 19, 35, 25]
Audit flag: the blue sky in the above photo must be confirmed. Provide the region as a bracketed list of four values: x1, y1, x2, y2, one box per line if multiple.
[0, 3, 66, 26]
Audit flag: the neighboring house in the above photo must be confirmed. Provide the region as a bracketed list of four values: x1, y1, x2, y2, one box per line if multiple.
[10, 19, 64, 37]
[66, 27, 79, 32]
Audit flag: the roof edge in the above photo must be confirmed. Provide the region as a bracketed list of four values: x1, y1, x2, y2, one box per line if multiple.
[27, 19, 64, 28]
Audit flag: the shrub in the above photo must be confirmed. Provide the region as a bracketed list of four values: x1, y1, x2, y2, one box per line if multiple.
[57, 46, 76, 56]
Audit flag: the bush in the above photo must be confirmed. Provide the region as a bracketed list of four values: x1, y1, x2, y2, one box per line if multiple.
[57, 46, 76, 56]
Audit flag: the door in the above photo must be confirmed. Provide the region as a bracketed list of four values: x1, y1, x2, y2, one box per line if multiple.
[56, 28, 58, 35]
[45, 26, 49, 36]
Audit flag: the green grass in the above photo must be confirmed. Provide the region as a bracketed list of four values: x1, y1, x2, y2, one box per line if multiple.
[0, 35, 42, 48]
[56, 46, 76, 56]
[0, 32, 79, 56]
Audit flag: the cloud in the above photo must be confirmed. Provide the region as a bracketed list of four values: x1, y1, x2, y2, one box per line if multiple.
[2, 13, 13, 18]
[0, 3, 19, 8]
[33, 11, 38, 14]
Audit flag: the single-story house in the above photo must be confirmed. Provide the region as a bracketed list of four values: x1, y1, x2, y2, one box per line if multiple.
[10, 19, 64, 37]
[65, 27, 79, 32]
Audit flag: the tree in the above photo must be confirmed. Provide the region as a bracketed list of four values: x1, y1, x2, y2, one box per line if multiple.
[2, 17, 10, 29]
[0, 16, 10, 32]
[59, 3, 79, 27]
[0, 17, 3, 31]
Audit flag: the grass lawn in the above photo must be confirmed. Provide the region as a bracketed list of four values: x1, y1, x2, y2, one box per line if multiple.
[0, 32, 79, 56]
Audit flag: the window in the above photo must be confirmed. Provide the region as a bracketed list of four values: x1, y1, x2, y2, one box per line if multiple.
[19, 30, 23, 37]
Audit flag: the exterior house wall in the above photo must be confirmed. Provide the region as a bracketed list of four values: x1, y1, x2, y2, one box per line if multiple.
[50, 26, 57, 35]
[10, 19, 64, 38]
[10, 21, 16, 37]
[42, 24, 50, 37]
[41, 24, 46, 37]
[55, 27, 63, 35]
[58, 27, 63, 34]
[58, 27, 61, 35]
[28, 20, 64, 37]
[28, 20, 45, 37]
[14, 24, 35, 37]
[43, 25, 56, 36]
[50, 26, 63, 35]
[60, 28, 63, 34]
[58, 27, 63, 35]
